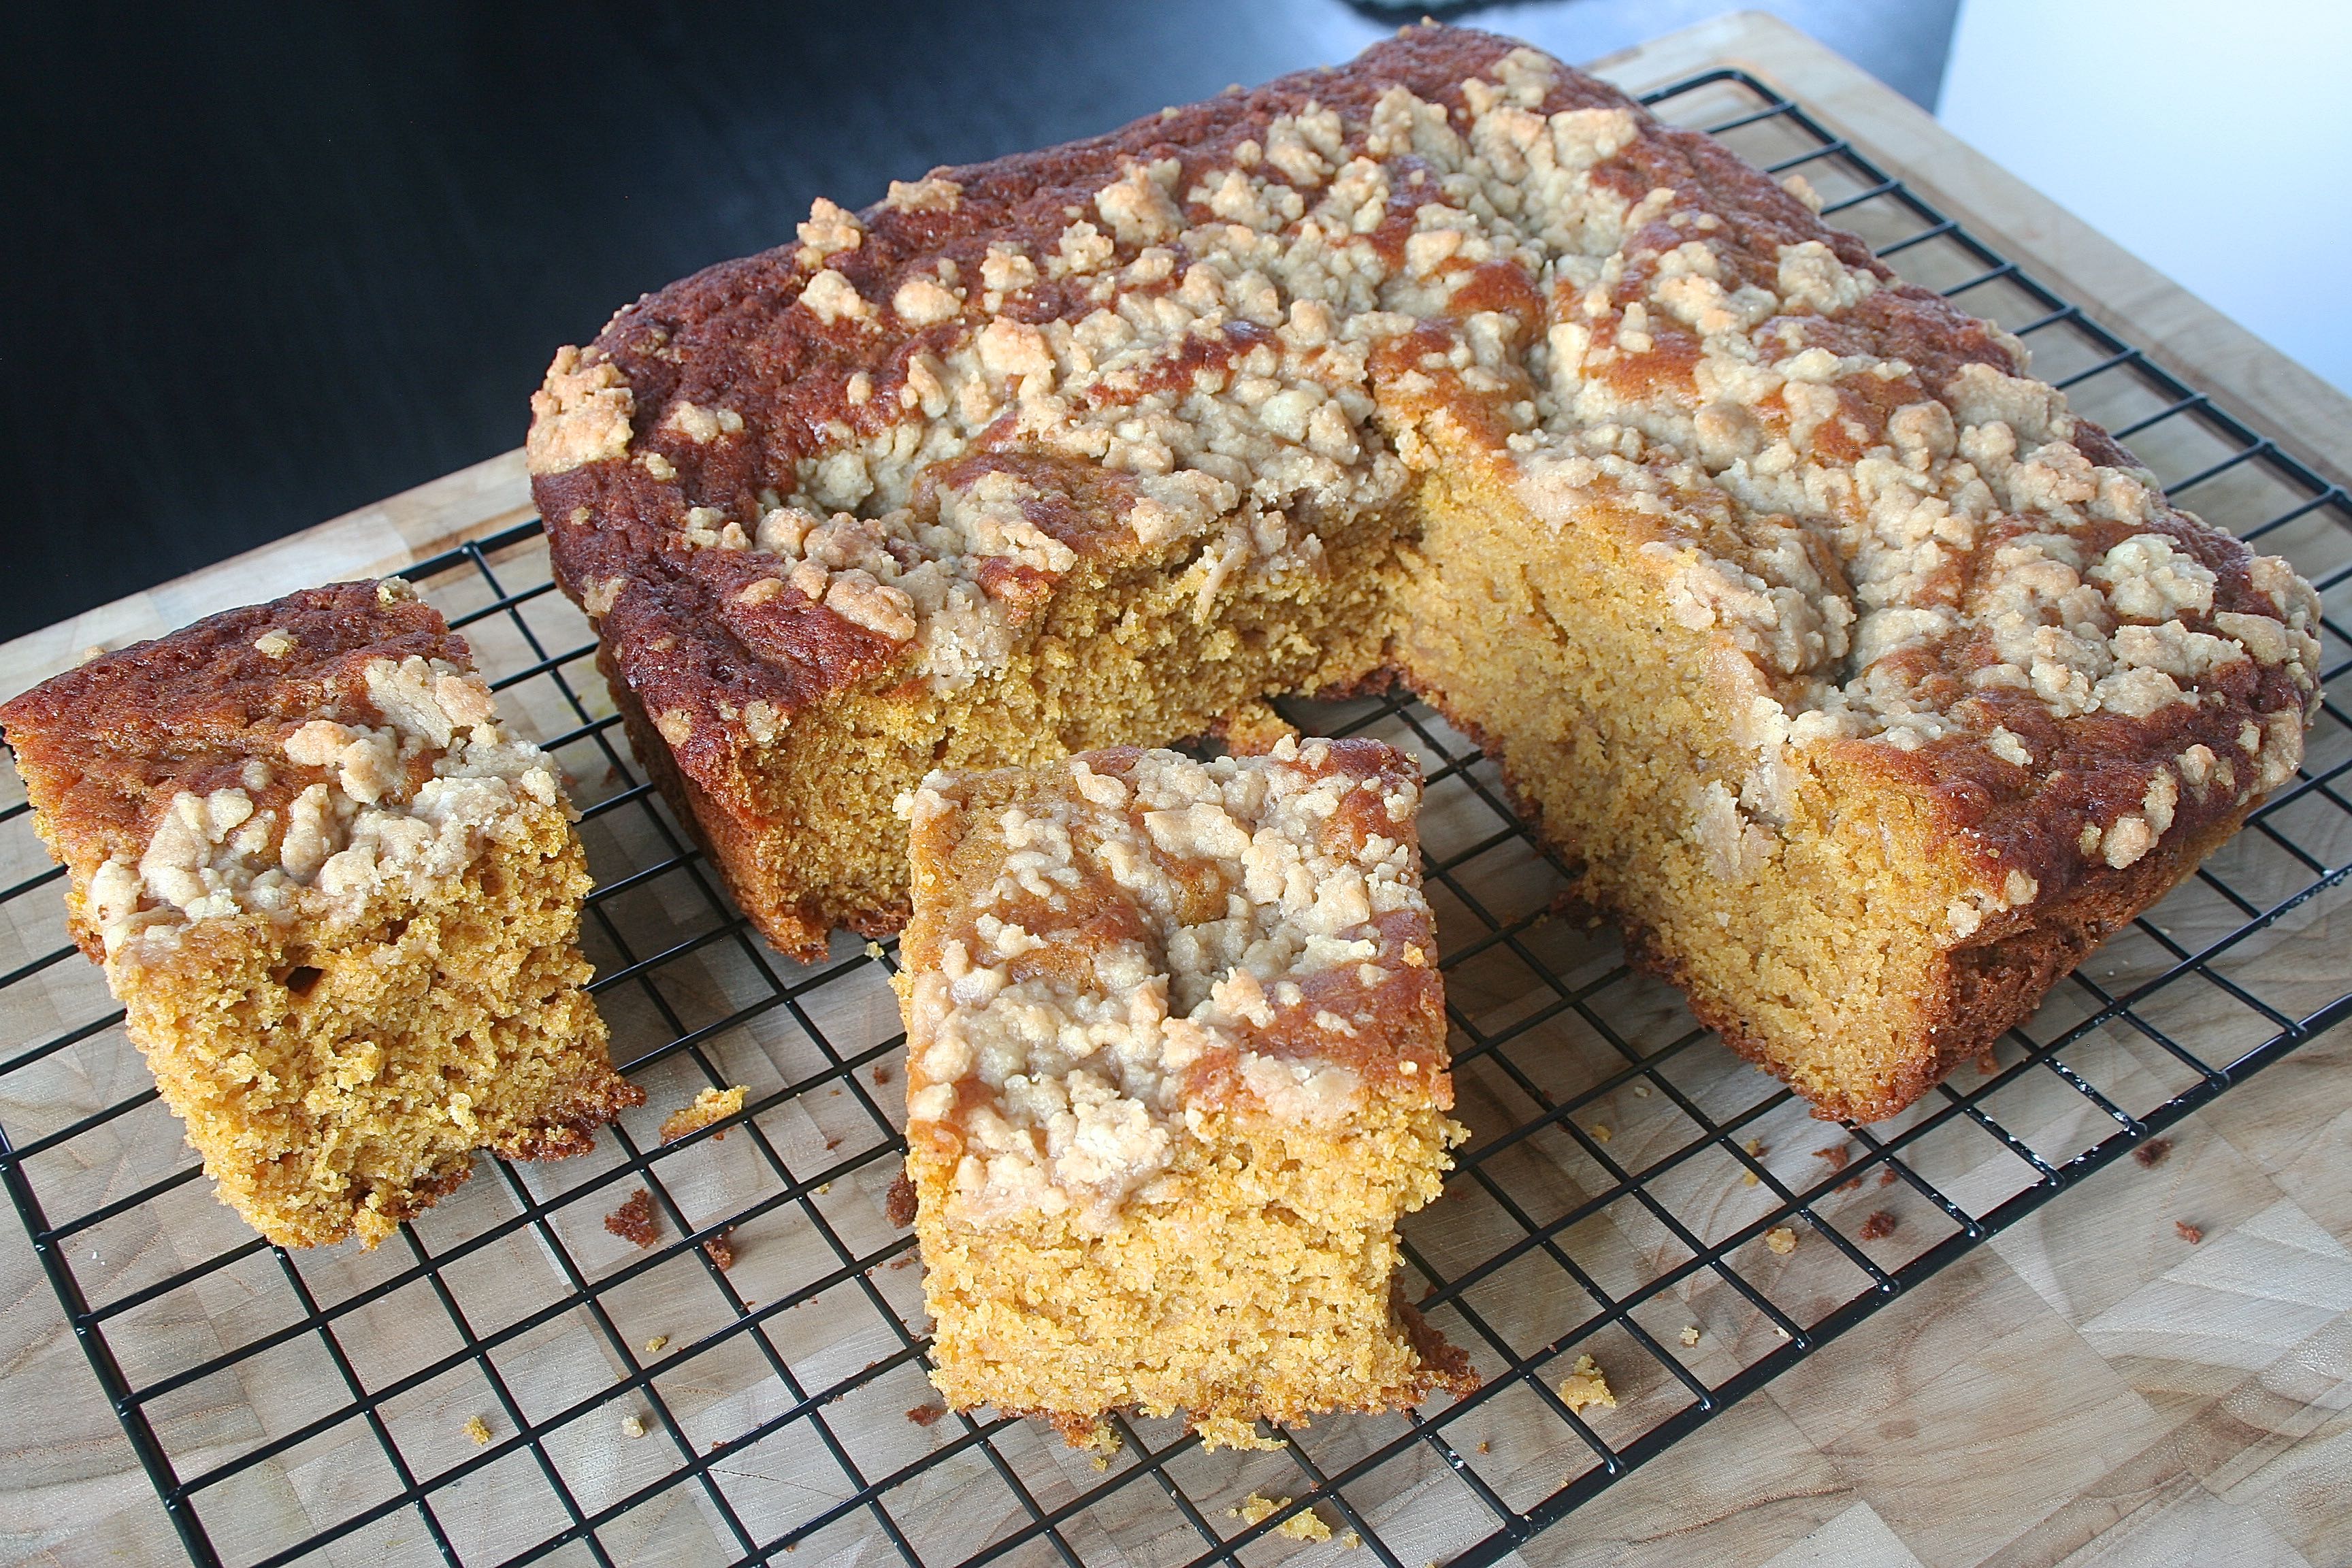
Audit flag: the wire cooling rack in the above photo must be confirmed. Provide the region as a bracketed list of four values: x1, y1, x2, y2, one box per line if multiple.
[3, 66, 2349, 1568]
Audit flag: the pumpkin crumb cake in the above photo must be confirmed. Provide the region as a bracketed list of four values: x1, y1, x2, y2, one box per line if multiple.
[532, 22, 2323, 1122]
[897, 739, 1474, 1442]
[0, 581, 640, 1248]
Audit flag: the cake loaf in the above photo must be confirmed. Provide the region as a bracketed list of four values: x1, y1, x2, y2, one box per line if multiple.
[0, 582, 640, 1246]
[529, 24, 2322, 1120]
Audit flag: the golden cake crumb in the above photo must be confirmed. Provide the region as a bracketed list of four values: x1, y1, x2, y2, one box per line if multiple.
[1281, 1512, 1334, 1543]
[2175, 1220, 2203, 1244]
[644, 1335, 668, 1355]
[619, 1413, 647, 1439]
[1556, 1354, 1616, 1414]
[1765, 1226, 1799, 1255]
[660, 1085, 746, 1143]
[463, 1415, 492, 1446]
[1679, 1325, 1701, 1348]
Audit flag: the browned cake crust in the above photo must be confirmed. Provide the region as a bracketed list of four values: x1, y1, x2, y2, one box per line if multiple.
[532, 25, 2321, 1122]
[2, 582, 641, 1245]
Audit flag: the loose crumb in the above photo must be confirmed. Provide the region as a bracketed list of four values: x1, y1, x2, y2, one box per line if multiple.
[1230, 1495, 1330, 1541]
[644, 1335, 668, 1355]
[463, 1415, 491, 1446]
[660, 1085, 745, 1143]
[2135, 1137, 2174, 1169]
[1678, 1324, 1701, 1347]
[1765, 1226, 1798, 1255]
[888, 1253, 917, 1270]
[1279, 1512, 1333, 1544]
[1475, 1439, 1490, 1454]
[620, 1414, 647, 1439]
[2176, 1220, 2203, 1245]
[1773, 1323, 1792, 1339]
[1340, 1531, 1361, 1550]
[1859, 1211, 1898, 1241]
[1878, 1167, 1899, 1187]
[704, 1226, 738, 1271]
[1631, 1082, 1652, 1098]
[872, 1062, 893, 1086]
[1556, 1353, 1616, 1414]
[906, 1402, 946, 1428]
[1740, 1136, 1767, 1185]
[865, 941, 885, 959]
[1812, 1144, 1850, 1173]
[815, 1181, 832, 1195]
[823, 1134, 843, 1150]
[1590, 1124, 1611, 1143]
[604, 1189, 658, 1247]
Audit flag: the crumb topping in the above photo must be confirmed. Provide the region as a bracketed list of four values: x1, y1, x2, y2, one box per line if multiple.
[903, 740, 1440, 1230]
[89, 656, 564, 960]
[537, 26, 2320, 905]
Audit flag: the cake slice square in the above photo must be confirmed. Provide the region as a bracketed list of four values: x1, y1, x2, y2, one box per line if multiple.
[897, 738, 1474, 1445]
[0, 579, 642, 1247]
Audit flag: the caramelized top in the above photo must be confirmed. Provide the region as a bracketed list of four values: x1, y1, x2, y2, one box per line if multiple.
[899, 739, 1446, 1228]
[531, 22, 2321, 925]
[1, 581, 564, 961]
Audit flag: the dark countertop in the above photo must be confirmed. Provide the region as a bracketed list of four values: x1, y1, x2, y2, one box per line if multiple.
[0, 0, 1956, 642]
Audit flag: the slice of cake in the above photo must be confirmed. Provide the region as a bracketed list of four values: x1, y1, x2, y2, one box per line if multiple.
[532, 23, 2323, 1120]
[0, 581, 641, 1247]
[898, 739, 1473, 1443]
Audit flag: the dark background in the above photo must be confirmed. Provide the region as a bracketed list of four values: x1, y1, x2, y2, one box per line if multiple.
[0, 1, 1959, 642]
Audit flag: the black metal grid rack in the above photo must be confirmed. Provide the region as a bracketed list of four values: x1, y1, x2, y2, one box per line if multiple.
[3, 67, 2349, 1568]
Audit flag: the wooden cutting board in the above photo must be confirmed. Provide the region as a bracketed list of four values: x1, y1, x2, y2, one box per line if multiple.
[3, 14, 2349, 1567]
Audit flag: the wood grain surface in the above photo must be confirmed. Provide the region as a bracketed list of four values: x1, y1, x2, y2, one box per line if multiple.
[2, 16, 2347, 1567]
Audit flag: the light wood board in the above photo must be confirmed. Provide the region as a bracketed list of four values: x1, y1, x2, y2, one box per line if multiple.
[3, 15, 2349, 1568]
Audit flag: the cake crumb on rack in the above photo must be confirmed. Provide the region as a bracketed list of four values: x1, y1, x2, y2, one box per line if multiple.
[1679, 1325, 1701, 1348]
[620, 1414, 647, 1439]
[2175, 1220, 2203, 1244]
[704, 1226, 738, 1271]
[2135, 1137, 2174, 1168]
[463, 1415, 491, 1446]
[661, 1085, 746, 1143]
[1859, 1211, 1898, 1241]
[605, 1190, 658, 1247]
[1765, 1226, 1798, 1256]
[644, 1335, 668, 1356]
[1556, 1354, 1616, 1414]
[906, 1402, 946, 1428]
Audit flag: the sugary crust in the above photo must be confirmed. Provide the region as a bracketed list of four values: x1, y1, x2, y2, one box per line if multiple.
[901, 739, 1449, 1226]
[1, 581, 463, 938]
